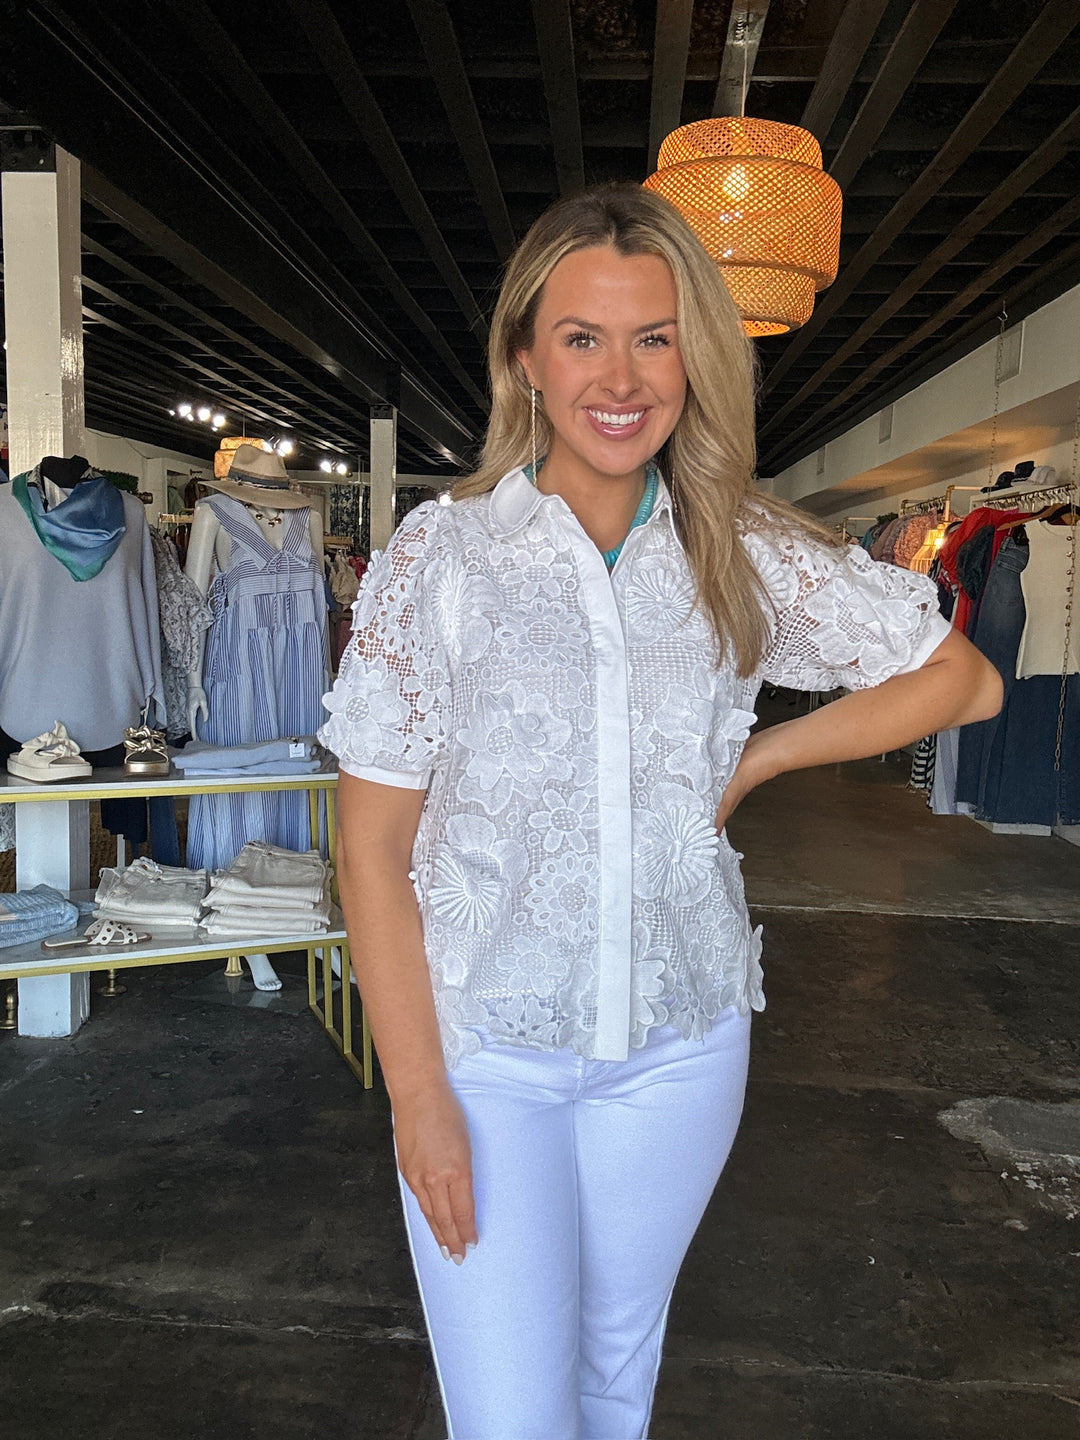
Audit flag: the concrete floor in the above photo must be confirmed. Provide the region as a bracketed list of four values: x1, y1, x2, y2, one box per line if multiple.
[2, 718, 1080, 1438]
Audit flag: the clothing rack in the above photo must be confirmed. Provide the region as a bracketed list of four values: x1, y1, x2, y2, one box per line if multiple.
[323, 533, 353, 551]
[900, 495, 945, 516]
[979, 481, 1078, 511]
[158, 512, 194, 527]
[900, 484, 982, 523]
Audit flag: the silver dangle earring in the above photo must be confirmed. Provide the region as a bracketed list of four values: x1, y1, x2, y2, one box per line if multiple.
[530, 385, 538, 478]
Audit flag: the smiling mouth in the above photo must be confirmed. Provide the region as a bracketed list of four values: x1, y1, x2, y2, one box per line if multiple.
[586, 408, 647, 427]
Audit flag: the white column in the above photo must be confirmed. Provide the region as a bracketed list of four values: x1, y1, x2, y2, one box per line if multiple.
[15, 803, 91, 1035]
[369, 404, 397, 552]
[2, 148, 85, 472]
[2, 144, 91, 1034]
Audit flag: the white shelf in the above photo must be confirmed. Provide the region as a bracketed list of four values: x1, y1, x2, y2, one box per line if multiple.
[0, 763, 338, 802]
[0, 912, 346, 980]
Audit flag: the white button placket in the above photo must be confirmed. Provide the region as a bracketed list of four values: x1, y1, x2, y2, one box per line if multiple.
[553, 502, 634, 1061]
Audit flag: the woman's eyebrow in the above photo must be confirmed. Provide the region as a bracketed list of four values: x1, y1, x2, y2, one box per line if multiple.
[551, 316, 678, 333]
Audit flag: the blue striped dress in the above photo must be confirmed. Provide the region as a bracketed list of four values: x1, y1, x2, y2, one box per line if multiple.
[185, 497, 329, 871]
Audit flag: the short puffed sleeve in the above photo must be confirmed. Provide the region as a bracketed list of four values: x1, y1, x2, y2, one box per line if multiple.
[743, 525, 953, 692]
[319, 502, 451, 788]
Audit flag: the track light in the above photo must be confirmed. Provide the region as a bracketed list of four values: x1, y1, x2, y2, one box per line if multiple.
[197, 406, 212, 422]
[212, 413, 226, 428]
[334, 462, 348, 476]
[319, 459, 333, 473]
[275, 439, 294, 457]
[177, 402, 193, 417]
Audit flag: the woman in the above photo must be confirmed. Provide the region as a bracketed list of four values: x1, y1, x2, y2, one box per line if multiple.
[320, 184, 1001, 1439]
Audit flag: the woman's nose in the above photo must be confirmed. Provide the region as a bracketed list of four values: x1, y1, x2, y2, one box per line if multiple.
[600, 348, 640, 399]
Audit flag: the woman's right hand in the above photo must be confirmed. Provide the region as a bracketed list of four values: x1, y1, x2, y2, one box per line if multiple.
[393, 1083, 478, 1264]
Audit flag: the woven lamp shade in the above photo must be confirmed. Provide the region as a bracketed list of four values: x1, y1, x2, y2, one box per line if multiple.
[213, 434, 272, 479]
[644, 117, 842, 336]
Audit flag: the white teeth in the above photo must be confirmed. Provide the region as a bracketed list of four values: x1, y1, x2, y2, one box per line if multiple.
[590, 409, 645, 426]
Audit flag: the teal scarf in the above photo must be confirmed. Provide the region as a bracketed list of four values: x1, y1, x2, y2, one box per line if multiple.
[12, 467, 126, 581]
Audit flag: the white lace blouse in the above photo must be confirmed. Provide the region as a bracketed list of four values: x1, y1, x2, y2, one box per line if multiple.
[319, 468, 951, 1069]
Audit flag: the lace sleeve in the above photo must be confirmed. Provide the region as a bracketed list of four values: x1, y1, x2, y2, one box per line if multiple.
[319, 503, 451, 788]
[744, 526, 953, 692]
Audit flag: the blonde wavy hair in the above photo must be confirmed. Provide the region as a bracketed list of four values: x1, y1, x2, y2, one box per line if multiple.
[453, 182, 840, 676]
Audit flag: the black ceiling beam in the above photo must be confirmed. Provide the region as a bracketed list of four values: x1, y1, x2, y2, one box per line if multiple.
[713, 1, 771, 118]
[647, 0, 694, 173]
[81, 273, 361, 452]
[159, 0, 490, 380]
[82, 167, 474, 467]
[763, 1, 1080, 397]
[827, 0, 959, 191]
[887, 238, 1080, 407]
[273, 40, 1079, 87]
[531, 0, 585, 194]
[83, 317, 333, 444]
[81, 376, 216, 454]
[799, 0, 891, 144]
[760, 100, 1080, 441]
[761, 191, 1080, 465]
[282, 0, 489, 341]
[404, 0, 516, 262]
[83, 342, 432, 474]
[80, 233, 392, 450]
[25, 0, 486, 445]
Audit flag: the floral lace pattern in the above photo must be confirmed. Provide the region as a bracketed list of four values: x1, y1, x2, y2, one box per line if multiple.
[320, 472, 951, 1068]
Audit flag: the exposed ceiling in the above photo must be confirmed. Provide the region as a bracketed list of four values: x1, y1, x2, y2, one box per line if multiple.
[1, 0, 1079, 480]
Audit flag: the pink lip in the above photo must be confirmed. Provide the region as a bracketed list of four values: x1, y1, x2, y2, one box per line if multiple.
[583, 407, 650, 441]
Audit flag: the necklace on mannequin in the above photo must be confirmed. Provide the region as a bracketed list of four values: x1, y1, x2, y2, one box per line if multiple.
[252, 507, 283, 527]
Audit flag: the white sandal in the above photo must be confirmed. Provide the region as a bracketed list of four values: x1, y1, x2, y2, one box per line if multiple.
[41, 918, 151, 951]
[7, 721, 92, 783]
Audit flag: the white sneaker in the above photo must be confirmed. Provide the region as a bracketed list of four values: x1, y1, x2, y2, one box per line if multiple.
[7, 722, 93, 783]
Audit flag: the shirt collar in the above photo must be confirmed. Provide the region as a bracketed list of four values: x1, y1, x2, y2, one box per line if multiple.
[488, 463, 675, 540]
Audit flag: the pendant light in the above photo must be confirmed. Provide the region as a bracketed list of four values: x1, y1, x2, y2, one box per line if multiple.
[644, 115, 841, 336]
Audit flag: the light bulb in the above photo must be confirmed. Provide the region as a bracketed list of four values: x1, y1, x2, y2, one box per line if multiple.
[319, 459, 333, 473]
[722, 164, 750, 204]
[212, 413, 226, 428]
[177, 402, 193, 417]
[334, 462, 348, 476]
[276, 439, 294, 456]
[197, 405, 212, 422]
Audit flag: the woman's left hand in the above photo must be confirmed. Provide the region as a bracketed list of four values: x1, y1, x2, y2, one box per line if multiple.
[714, 731, 777, 833]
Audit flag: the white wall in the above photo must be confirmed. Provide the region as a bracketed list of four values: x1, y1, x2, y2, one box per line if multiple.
[83, 429, 211, 518]
[771, 281, 1080, 523]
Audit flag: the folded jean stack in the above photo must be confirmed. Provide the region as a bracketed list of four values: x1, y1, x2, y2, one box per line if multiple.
[173, 737, 324, 777]
[200, 841, 335, 938]
[0, 885, 79, 949]
[94, 856, 209, 929]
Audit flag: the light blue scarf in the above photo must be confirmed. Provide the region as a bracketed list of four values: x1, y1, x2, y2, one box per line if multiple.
[12, 466, 126, 581]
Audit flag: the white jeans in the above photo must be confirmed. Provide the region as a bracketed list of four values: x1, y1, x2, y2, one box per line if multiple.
[398, 1008, 752, 1440]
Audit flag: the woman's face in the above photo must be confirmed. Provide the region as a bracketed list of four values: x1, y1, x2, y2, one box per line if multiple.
[517, 245, 688, 481]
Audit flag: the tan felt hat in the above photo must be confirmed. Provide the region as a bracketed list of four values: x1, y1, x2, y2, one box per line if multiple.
[204, 443, 311, 509]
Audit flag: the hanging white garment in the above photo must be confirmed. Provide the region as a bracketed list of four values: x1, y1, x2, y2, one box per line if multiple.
[1016, 522, 1080, 679]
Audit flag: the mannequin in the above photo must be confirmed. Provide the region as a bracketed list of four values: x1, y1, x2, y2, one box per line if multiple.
[183, 447, 329, 992]
[0, 455, 164, 755]
[184, 500, 324, 736]
[40, 453, 96, 492]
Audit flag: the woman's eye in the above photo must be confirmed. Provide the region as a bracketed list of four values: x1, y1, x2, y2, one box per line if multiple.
[640, 332, 671, 348]
[565, 330, 596, 349]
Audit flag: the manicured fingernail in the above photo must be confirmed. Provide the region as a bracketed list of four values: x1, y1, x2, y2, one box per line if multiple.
[439, 1245, 451, 1261]
[451, 1252, 464, 1266]
[466, 1241, 477, 1252]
